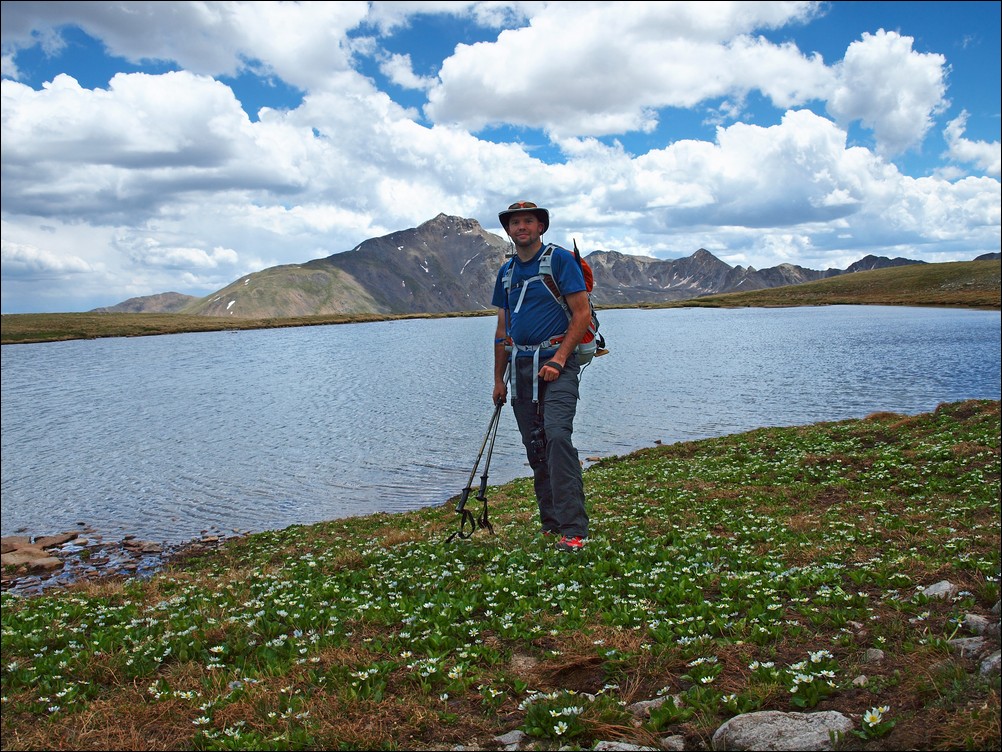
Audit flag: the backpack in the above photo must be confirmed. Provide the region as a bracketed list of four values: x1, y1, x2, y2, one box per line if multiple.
[502, 240, 608, 367]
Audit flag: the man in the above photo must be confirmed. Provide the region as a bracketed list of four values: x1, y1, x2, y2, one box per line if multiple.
[491, 201, 590, 552]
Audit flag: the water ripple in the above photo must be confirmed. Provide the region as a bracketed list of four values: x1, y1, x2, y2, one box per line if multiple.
[2, 307, 999, 543]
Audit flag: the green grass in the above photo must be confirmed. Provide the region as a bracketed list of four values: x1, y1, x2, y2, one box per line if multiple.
[652, 259, 1000, 310]
[2, 258, 998, 344]
[2, 400, 999, 751]
[0, 310, 486, 345]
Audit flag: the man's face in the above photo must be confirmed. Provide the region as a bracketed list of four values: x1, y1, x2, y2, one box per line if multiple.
[505, 212, 544, 248]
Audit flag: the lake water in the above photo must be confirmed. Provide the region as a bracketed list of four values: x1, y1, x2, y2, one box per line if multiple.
[2, 306, 999, 544]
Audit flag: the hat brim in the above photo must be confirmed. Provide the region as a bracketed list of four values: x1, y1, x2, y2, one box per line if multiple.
[499, 207, 549, 234]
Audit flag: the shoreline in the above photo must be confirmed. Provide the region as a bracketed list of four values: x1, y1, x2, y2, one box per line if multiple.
[0, 527, 247, 597]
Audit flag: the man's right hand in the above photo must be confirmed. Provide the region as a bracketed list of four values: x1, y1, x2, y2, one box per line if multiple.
[493, 382, 507, 405]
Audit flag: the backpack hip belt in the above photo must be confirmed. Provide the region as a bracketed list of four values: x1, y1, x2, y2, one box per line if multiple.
[508, 336, 563, 403]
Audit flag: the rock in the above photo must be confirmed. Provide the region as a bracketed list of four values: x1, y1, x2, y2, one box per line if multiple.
[30, 556, 63, 572]
[922, 580, 958, 599]
[627, 694, 676, 718]
[1, 546, 64, 573]
[123, 539, 155, 552]
[963, 614, 992, 635]
[1, 536, 32, 554]
[593, 742, 658, 751]
[948, 636, 987, 657]
[712, 710, 854, 751]
[492, 729, 525, 750]
[33, 533, 79, 548]
[863, 648, 885, 662]
[980, 651, 1001, 676]
[1, 544, 43, 563]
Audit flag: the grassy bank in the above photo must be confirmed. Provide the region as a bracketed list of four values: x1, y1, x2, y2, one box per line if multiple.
[0, 310, 484, 345]
[2, 259, 998, 344]
[656, 259, 1000, 310]
[2, 400, 999, 751]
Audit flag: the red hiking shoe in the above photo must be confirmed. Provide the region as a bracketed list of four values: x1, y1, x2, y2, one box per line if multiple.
[555, 535, 586, 552]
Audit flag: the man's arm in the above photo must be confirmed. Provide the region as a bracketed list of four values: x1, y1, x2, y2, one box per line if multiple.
[493, 308, 509, 404]
[539, 290, 590, 381]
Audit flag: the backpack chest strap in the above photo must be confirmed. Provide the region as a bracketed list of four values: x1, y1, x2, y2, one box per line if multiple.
[510, 274, 546, 313]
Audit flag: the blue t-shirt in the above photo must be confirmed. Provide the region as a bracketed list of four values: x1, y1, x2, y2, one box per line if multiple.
[492, 245, 587, 349]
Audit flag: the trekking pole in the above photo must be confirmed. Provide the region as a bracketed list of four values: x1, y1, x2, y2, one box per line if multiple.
[473, 397, 503, 534]
[447, 366, 509, 543]
[446, 399, 502, 542]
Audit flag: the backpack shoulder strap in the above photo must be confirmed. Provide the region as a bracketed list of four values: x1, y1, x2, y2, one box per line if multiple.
[537, 244, 563, 299]
[503, 246, 560, 299]
[501, 256, 516, 293]
[537, 243, 558, 277]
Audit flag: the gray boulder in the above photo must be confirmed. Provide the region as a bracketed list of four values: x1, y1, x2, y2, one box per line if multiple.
[712, 710, 854, 751]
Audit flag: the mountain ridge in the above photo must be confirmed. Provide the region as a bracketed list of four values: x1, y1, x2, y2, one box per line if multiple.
[92, 214, 998, 316]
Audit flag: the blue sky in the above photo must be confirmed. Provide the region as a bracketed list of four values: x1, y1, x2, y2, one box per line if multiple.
[1, 1, 999, 313]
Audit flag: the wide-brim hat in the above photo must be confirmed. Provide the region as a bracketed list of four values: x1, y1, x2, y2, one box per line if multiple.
[498, 201, 549, 234]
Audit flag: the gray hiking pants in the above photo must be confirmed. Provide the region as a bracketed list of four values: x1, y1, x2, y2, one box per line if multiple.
[511, 354, 588, 538]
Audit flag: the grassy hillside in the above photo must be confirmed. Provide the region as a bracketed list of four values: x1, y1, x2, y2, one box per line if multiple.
[180, 264, 385, 318]
[2, 259, 998, 344]
[658, 259, 1000, 310]
[2, 400, 998, 751]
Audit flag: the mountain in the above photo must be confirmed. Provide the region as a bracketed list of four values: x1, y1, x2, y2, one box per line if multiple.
[179, 214, 509, 317]
[585, 248, 839, 304]
[100, 214, 943, 317]
[92, 291, 198, 313]
[844, 254, 928, 272]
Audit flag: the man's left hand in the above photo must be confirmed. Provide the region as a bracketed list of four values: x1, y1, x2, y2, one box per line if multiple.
[540, 360, 565, 381]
